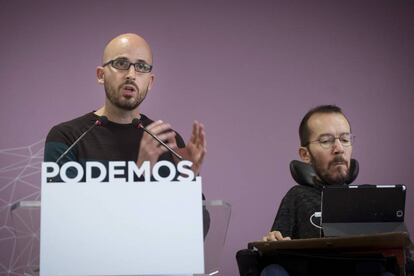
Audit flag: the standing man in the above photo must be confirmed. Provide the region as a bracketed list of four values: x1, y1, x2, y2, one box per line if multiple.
[44, 33, 206, 176]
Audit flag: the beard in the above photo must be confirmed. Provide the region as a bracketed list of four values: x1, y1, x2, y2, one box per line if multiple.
[310, 153, 349, 185]
[104, 80, 148, 111]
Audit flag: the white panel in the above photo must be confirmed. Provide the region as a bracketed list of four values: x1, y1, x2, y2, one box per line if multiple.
[40, 177, 204, 276]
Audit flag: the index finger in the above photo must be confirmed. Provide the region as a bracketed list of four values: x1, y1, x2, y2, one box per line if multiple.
[192, 121, 206, 146]
[146, 120, 173, 135]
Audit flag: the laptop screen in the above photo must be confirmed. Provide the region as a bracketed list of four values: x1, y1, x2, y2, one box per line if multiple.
[322, 184, 406, 224]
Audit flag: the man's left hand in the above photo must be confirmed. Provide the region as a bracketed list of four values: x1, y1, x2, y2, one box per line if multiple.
[177, 121, 207, 175]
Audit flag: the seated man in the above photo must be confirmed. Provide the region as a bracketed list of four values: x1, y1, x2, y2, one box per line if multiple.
[260, 105, 398, 276]
[264, 105, 353, 242]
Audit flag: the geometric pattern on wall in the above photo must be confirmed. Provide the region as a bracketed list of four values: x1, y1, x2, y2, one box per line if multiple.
[0, 140, 44, 276]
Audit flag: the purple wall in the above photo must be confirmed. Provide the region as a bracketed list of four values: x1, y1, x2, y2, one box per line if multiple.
[1, 1, 413, 275]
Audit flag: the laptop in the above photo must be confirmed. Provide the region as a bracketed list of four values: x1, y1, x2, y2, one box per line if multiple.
[321, 184, 407, 237]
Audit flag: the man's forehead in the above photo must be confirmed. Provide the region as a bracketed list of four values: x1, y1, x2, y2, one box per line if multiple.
[107, 49, 152, 63]
[102, 34, 153, 64]
[308, 113, 350, 136]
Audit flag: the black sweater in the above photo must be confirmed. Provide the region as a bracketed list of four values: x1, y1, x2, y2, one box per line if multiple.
[44, 112, 185, 163]
[271, 184, 322, 239]
[44, 112, 185, 181]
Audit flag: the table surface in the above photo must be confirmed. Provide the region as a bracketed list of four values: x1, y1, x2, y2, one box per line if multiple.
[249, 232, 413, 254]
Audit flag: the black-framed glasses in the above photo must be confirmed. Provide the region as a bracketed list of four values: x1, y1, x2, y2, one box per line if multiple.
[307, 133, 354, 149]
[103, 58, 153, 73]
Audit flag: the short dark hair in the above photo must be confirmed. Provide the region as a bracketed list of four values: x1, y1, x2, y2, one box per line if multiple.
[299, 105, 349, 147]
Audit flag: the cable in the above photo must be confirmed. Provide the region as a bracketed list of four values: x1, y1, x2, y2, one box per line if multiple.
[310, 212, 322, 229]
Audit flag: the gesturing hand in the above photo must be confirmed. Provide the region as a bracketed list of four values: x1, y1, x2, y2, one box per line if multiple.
[177, 121, 207, 175]
[136, 120, 178, 167]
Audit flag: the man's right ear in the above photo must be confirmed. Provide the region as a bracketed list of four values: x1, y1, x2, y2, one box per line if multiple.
[299, 147, 311, 163]
[96, 66, 104, 84]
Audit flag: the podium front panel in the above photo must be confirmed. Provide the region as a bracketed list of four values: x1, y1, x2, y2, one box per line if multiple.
[40, 178, 204, 276]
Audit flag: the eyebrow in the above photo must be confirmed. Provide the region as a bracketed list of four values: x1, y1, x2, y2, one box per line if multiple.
[318, 132, 351, 137]
[114, 56, 150, 64]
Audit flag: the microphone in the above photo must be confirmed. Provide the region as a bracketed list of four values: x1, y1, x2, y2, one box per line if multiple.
[55, 116, 108, 164]
[132, 118, 183, 160]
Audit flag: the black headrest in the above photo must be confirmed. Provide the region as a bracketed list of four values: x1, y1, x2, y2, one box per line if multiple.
[290, 159, 359, 187]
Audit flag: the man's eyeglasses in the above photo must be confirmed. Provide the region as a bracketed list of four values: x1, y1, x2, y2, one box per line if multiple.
[103, 58, 153, 73]
[307, 133, 354, 149]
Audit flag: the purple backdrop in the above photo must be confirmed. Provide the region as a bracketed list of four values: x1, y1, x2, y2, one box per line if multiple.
[1, 1, 413, 275]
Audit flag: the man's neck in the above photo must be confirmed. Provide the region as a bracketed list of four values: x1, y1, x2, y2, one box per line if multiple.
[95, 105, 140, 124]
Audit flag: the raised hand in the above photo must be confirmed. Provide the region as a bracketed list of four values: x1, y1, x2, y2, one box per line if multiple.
[177, 121, 207, 175]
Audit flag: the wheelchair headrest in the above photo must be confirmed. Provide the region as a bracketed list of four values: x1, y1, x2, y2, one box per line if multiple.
[289, 159, 359, 187]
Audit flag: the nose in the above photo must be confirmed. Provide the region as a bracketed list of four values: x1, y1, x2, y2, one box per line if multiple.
[125, 65, 136, 80]
[332, 138, 345, 154]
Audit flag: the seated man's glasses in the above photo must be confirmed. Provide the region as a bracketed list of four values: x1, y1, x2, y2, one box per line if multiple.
[307, 133, 354, 149]
[103, 58, 153, 73]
